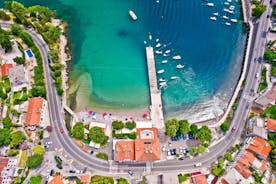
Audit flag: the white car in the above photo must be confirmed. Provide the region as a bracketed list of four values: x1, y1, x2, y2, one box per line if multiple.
[194, 163, 202, 167]
[167, 151, 171, 156]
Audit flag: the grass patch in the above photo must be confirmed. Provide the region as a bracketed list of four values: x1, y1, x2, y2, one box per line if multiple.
[178, 173, 191, 183]
[259, 67, 267, 92]
[96, 152, 108, 160]
[19, 150, 28, 167]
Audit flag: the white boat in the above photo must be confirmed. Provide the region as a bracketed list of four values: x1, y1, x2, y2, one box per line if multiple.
[156, 0, 160, 3]
[225, 22, 231, 26]
[149, 34, 152, 40]
[155, 50, 162, 54]
[156, 43, 162, 48]
[162, 60, 168, 64]
[210, 16, 217, 21]
[170, 76, 177, 80]
[224, 2, 229, 5]
[159, 78, 166, 82]
[165, 50, 171, 54]
[228, 10, 234, 14]
[157, 69, 165, 74]
[176, 64, 184, 69]
[163, 53, 169, 57]
[129, 10, 138, 20]
[159, 82, 167, 89]
[156, 38, 159, 42]
[207, 3, 214, 7]
[213, 12, 219, 16]
[227, 0, 232, 2]
[229, 5, 235, 11]
[144, 41, 147, 44]
[223, 8, 229, 12]
[230, 18, 238, 23]
[159, 82, 167, 85]
[222, 15, 229, 19]
[173, 55, 181, 60]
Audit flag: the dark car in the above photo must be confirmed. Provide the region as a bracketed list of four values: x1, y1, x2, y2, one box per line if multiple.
[179, 157, 184, 160]
[83, 167, 87, 173]
[56, 164, 63, 170]
[231, 127, 236, 133]
[69, 170, 76, 173]
[90, 150, 94, 155]
[44, 181, 48, 184]
[50, 169, 54, 176]
[128, 169, 133, 176]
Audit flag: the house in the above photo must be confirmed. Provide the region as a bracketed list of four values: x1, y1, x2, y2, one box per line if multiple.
[191, 174, 208, 184]
[267, 118, 276, 132]
[0, 64, 13, 76]
[114, 128, 161, 162]
[80, 175, 91, 184]
[254, 85, 276, 110]
[0, 157, 18, 184]
[247, 136, 271, 159]
[49, 175, 64, 184]
[24, 97, 48, 130]
[247, 117, 267, 139]
[135, 128, 161, 161]
[8, 65, 28, 92]
[222, 169, 251, 184]
[115, 141, 135, 161]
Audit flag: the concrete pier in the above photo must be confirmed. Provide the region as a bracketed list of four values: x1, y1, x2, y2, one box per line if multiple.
[145, 46, 164, 129]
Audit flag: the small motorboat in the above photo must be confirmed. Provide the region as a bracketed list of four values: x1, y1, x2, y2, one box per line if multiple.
[225, 22, 231, 26]
[223, 8, 229, 12]
[155, 50, 162, 54]
[173, 55, 181, 60]
[210, 17, 217, 21]
[230, 18, 238, 23]
[159, 82, 168, 89]
[163, 53, 169, 57]
[149, 34, 152, 40]
[228, 10, 234, 14]
[156, 43, 162, 48]
[162, 60, 168, 64]
[227, 0, 232, 2]
[176, 64, 184, 69]
[165, 50, 171, 54]
[159, 78, 166, 82]
[157, 69, 165, 74]
[229, 5, 235, 11]
[207, 3, 214, 7]
[144, 41, 147, 44]
[213, 12, 219, 16]
[222, 15, 229, 19]
[159, 82, 167, 86]
[129, 10, 138, 20]
[170, 76, 178, 80]
[156, 38, 159, 42]
[224, 2, 229, 5]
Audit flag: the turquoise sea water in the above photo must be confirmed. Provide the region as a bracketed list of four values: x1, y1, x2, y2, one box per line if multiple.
[5, 0, 246, 121]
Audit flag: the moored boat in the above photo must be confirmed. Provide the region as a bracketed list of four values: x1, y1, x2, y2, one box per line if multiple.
[162, 60, 168, 64]
[159, 78, 166, 82]
[222, 15, 229, 19]
[173, 55, 181, 60]
[129, 10, 138, 20]
[207, 3, 214, 7]
[225, 22, 231, 26]
[213, 12, 219, 16]
[155, 50, 162, 54]
[157, 69, 165, 74]
[210, 16, 217, 21]
[165, 50, 171, 54]
[230, 18, 238, 23]
[170, 76, 177, 80]
[156, 43, 162, 48]
[176, 64, 184, 69]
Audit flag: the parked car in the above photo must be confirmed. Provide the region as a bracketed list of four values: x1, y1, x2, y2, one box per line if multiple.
[179, 157, 184, 160]
[69, 170, 75, 173]
[167, 151, 171, 156]
[231, 127, 236, 133]
[50, 169, 54, 176]
[90, 150, 94, 154]
[128, 169, 133, 176]
[56, 164, 63, 170]
[60, 128, 64, 133]
[44, 181, 48, 184]
[194, 163, 202, 167]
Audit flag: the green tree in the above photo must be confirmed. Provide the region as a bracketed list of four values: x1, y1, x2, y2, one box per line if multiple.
[165, 119, 179, 136]
[117, 178, 129, 184]
[112, 120, 124, 130]
[197, 145, 206, 154]
[30, 175, 42, 184]
[224, 152, 233, 161]
[189, 124, 198, 135]
[220, 122, 230, 132]
[0, 128, 11, 146]
[27, 154, 43, 169]
[252, 1, 267, 18]
[8, 149, 19, 156]
[127, 132, 137, 139]
[189, 147, 197, 156]
[125, 121, 136, 130]
[13, 56, 25, 65]
[0, 27, 12, 53]
[89, 126, 109, 146]
[71, 122, 85, 139]
[196, 126, 212, 143]
[10, 130, 26, 148]
[264, 49, 276, 62]
[2, 116, 13, 129]
[96, 152, 108, 160]
[264, 105, 276, 119]
[178, 120, 190, 135]
[32, 145, 45, 155]
[0, 10, 10, 21]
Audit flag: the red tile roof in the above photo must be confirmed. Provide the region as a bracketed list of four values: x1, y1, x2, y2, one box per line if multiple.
[24, 97, 44, 127]
[247, 136, 272, 159]
[266, 85, 276, 100]
[191, 174, 208, 184]
[0, 64, 13, 76]
[0, 157, 9, 184]
[259, 160, 267, 172]
[49, 175, 63, 184]
[135, 128, 161, 161]
[234, 162, 252, 179]
[267, 118, 276, 131]
[80, 175, 91, 183]
[115, 141, 135, 161]
[237, 150, 255, 167]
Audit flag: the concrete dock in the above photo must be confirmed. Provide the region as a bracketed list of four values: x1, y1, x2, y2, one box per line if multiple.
[145, 46, 164, 129]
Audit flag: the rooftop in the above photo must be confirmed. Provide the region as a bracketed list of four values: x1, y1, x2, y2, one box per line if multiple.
[0, 63, 13, 76]
[267, 118, 276, 131]
[247, 136, 271, 159]
[266, 85, 276, 101]
[115, 141, 135, 161]
[8, 65, 27, 88]
[234, 162, 252, 179]
[24, 97, 44, 127]
[0, 157, 9, 184]
[191, 174, 208, 184]
[80, 175, 91, 183]
[49, 175, 64, 184]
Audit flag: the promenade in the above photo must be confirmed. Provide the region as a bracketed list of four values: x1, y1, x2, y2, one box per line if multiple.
[145, 46, 164, 129]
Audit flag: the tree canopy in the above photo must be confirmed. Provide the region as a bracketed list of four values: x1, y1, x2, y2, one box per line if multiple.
[252, 1, 266, 18]
[112, 120, 124, 130]
[165, 119, 179, 136]
[0, 27, 12, 53]
[27, 154, 43, 169]
[220, 122, 230, 132]
[10, 130, 26, 148]
[196, 126, 212, 143]
[264, 105, 276, 119]
[125, 121, 136, 130]
[0, 128, 11, 146]
[71, 122, 85, 139]
[190, 124, 199, 135]
[178, 120, 190, 135]
[89, 126, 108, 146]
[32, 145, 45, 155]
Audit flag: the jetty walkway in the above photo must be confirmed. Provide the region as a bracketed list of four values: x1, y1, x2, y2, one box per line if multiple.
[145, 46, 164, 129]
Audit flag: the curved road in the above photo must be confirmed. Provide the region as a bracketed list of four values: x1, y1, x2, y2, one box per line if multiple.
[0, 0, 272, 175]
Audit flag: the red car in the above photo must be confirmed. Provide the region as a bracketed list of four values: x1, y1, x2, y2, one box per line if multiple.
[231, 127, 236, 133]
[60, 128, 64, 133]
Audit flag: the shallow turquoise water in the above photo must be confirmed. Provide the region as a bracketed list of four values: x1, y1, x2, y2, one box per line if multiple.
[6, 0, 246, 120]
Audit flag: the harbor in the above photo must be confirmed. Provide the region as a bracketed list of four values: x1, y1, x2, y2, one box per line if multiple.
[145, 46, 164, 129]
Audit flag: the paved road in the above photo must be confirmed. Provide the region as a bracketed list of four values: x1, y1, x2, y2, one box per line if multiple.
[0, 0, 272, 176]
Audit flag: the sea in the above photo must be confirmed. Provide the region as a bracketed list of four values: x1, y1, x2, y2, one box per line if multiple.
[3, 0, 246, 122]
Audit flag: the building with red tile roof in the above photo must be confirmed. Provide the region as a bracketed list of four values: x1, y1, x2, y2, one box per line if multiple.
[234, 162, 252, 179]
[0, 157, 9, 184]
[191, 174, 208, 184]
[266, 85, 276, 101]
[115, 141, 135, 161]
[267, 118, 276, 132]
[49, 175, 64, 184]
[24, 97, 47, 129]
[247, 136, 271, 159]
[236, 150, 255, 167]
[0, 157, 17, 184]
[135, 128, 161, 161]
[80, 175, 91, 184]
[0, 63, 13, 76]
